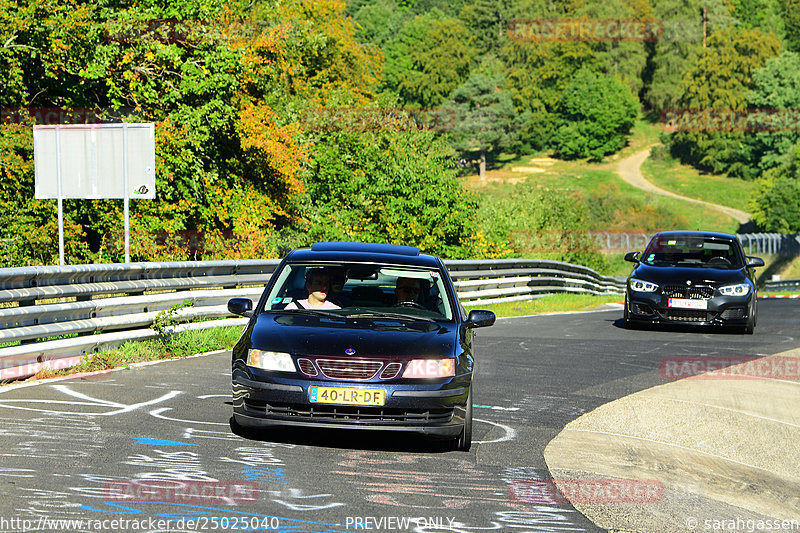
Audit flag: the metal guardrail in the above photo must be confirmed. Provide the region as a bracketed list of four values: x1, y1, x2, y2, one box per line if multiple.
[0, 258, 624, 380]
[763, 278, 800, 292]
[739, 233, 800, 257]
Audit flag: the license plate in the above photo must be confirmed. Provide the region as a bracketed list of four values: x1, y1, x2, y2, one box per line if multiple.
[309, 386, 385, 406]
[668, 298, 708, 310]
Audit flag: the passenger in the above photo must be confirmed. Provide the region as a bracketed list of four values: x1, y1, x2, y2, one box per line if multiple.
[327, 267, 352, 307]
[394, 277, 423, 305]
[285, 269, 341, 310]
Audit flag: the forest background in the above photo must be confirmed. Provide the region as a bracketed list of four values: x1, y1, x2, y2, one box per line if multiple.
[2, 0, 800, 273]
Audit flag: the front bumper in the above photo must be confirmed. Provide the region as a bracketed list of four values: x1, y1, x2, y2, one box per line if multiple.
[231, 370, 469, 437]
[627, 291, 754, 327]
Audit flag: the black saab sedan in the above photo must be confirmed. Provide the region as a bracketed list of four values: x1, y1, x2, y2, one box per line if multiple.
[624, 231, 764, 334]
[227, 242, 495, 451]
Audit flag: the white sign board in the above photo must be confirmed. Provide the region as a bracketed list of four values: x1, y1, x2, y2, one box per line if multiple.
[33, 123, 156, 199]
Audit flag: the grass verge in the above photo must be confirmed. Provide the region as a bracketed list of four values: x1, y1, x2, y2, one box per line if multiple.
[641, 154, 754, 212]
[25, 326, 243, 382]
[472, 293, 623, 318]
[7, 293, 624, 385]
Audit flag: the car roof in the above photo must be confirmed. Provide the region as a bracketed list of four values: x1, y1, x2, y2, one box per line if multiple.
[284, 242, 442, 268]
[651, 230, 738, 241]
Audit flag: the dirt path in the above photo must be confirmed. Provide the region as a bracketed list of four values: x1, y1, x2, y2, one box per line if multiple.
[616, 145, 751, 224]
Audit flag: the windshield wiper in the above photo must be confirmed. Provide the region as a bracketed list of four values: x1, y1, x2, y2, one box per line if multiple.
[347, 311, 437, 322]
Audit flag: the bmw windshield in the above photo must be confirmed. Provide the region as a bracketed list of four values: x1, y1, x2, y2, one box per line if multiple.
[640, 235, 744, 269]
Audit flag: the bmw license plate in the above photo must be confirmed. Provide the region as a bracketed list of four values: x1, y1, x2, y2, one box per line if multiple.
[309, 386, 385, 406]
[668, 298, 708, 310]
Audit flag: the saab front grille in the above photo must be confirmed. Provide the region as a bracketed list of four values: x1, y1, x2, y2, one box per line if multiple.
[317, 359, 383, 380]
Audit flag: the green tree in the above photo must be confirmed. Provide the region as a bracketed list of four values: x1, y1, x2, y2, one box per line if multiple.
[438, 72, 520, 178]
[302, 119, 478, 257]
[458, 0, 513, 56]
[551, 69, 639, 161]
[643, 0, 704, 111]
[743, 51, 800, 174]
[0, 0, 381, 265]
[381, 9, 476, 107]
[570, 0, 652, 99]
[749, 147, 800, 232]
[668, 26, 780, 176]
[352, 0, 406, 46]
[781, 0, 800, 52]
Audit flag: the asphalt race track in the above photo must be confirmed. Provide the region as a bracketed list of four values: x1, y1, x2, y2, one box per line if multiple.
[0, 299, 798, 533]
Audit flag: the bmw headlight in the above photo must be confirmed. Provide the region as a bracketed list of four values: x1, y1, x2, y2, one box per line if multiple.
[629, 278, 659, 293]
[719, 283, 751, 296]
[247, 350, 295, 372]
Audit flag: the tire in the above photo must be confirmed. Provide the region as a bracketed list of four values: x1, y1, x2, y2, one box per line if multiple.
[743, 300, 756, 335]
[623, 296, 636, 329]
[454, 388, 473, 452]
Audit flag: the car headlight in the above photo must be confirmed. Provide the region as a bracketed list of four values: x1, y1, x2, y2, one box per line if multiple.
[629, 278, 659, 293]
[402, 359, 455, 379]
[719, 283, 751, 296]
[247, 350, 295, 372]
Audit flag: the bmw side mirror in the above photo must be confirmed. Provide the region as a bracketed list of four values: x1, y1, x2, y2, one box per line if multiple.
[624, 251, 641, 263]
[746, 256, 765, 268]
[465, 310, 496, 328]
[228, 298, 254, 318]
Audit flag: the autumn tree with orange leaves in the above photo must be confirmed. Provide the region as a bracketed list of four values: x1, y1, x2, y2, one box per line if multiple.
[0, 0, 386, 264]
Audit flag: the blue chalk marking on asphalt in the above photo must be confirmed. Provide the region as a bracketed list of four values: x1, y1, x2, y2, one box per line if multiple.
[133, 438, 199, 446]
[473, 404, 520, 411]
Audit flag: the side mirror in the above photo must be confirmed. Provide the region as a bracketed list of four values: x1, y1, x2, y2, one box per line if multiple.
[228, 298, 254, 318]
[746, 256, 765, 268]
[624, 251, 641, 263]
[464, 309, 496, 328]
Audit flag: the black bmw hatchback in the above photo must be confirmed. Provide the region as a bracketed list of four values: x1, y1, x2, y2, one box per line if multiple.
[227, 242, 495, 450]
[624, 231, 764, 334]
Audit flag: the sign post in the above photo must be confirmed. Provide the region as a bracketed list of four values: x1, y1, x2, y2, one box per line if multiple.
[33, 123, 156, 264]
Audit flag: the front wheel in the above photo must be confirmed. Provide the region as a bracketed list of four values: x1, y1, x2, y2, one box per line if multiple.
[623, 296, 635, 329]
[453, 388, 473, 452]
[743, 301, 756, 334]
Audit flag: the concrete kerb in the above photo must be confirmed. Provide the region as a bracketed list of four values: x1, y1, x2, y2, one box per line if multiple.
[543, 348, 800, 532]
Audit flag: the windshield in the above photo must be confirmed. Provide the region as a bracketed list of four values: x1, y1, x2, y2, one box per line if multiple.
[641, 235, 744, 269]
[262, 263, 455, 320]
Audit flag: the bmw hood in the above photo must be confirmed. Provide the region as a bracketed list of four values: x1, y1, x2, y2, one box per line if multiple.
[631, 264, 748, 286]
[248, 313, 457, 358]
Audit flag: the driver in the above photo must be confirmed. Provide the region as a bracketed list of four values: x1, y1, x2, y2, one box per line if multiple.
[394, 277, 422, 305]
[285, 269, 341, 310]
